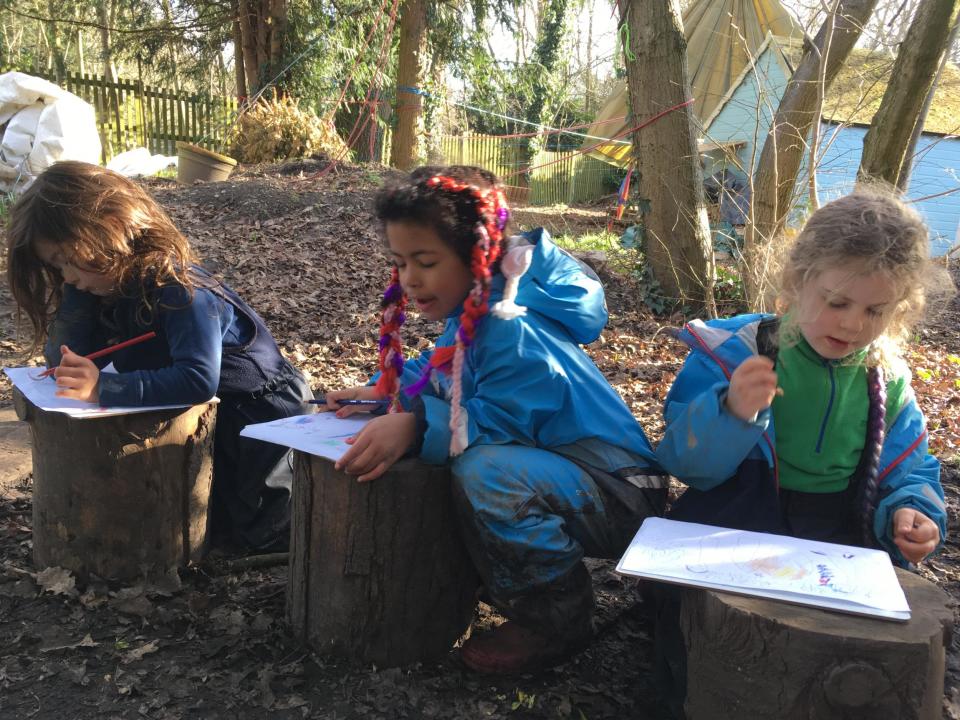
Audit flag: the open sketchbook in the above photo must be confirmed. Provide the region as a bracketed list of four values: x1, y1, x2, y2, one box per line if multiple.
[617, 517, 911, 622]
[240, 411, 372, 462]
[4, 365, 217, 419]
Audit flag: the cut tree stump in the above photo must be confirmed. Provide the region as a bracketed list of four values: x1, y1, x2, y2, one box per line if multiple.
[288, 453, 478, 667]
[679, 567, 954, 719]
[14, 388, 217, 581]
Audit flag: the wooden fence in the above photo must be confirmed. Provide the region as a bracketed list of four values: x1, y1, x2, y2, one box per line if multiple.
[366, 129, 619, 206]
[5, 67, 617, 206]
[3, 67, 237, 162]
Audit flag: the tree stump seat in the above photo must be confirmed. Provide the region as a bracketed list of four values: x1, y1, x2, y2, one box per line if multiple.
[287, 454, 478, 668]
[14, 388, 217, 582]
[677, 567, 954, 719]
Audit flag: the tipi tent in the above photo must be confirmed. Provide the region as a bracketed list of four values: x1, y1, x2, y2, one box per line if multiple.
[584, 0, 803, 166]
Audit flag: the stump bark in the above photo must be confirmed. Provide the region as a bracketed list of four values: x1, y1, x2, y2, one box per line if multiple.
[15, 388, 217, 581]
[680, 567, 954, 719]
[287, 453, 478, 667]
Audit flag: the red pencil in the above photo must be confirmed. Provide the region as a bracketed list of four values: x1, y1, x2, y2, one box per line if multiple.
[38, 331, 158, 378]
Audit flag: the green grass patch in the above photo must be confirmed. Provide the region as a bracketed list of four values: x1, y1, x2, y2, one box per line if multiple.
[0, 190, 15, 223]
[551, 230, 621, 252]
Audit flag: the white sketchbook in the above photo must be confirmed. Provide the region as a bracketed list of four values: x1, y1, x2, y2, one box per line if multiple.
[240, 411, 372, 461]
[617, 517, 911, 621]
[4, 366, 216, 419]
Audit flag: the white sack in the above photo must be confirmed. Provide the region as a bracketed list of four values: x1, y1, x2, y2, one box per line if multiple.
[0, 71, 101, 191]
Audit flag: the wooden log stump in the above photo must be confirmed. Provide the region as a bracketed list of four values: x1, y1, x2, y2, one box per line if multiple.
[288, 453, 479, 667]
[14, 388, 217, 581]
[679, 567, 954, 719]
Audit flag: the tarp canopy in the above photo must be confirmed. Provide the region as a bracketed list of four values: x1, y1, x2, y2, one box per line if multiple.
[583, 0, 803, 167]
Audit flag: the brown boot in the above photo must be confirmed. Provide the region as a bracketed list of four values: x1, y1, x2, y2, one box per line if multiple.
[461, 563, 595, 674]
[460, 621, 581, 674]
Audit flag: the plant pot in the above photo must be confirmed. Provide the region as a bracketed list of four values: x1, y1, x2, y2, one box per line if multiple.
[175, 142, 237, 184]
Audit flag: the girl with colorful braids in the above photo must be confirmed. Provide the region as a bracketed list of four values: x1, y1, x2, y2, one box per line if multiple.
[658, 187, 951, 561]
[325, 165, 666, 674]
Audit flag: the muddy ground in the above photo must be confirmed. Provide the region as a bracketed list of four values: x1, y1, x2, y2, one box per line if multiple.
[1, 158, 959, 719]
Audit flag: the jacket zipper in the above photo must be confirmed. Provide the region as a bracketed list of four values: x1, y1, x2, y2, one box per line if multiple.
[815, 361, 835, 453]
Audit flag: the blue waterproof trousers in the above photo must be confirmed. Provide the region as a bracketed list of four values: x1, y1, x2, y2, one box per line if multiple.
[451, 444, 654, 639]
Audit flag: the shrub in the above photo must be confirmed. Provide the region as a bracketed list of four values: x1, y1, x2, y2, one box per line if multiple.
[232, 92, 349, 163]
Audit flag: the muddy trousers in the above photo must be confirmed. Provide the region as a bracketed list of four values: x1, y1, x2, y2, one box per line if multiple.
[450, 444, 647, 643]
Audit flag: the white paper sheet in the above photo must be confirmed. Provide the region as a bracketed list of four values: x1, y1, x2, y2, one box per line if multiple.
[240, 411, 372, 461]
[4, 366, 215, 419]
[617, 517, 911, 621]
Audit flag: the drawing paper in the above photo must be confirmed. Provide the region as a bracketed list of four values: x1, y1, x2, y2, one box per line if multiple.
[617, 517, 910, 621]
[4, 366, 215, 419]
[240, 411, 372, 461]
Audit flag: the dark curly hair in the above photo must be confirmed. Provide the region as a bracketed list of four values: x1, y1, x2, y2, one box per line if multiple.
[374, 165, 507, 266]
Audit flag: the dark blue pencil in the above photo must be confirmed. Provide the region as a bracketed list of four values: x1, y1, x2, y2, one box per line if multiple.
[309, 397, 390, 407]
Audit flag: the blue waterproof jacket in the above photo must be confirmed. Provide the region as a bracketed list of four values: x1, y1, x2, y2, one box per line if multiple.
[656, 313, 947, 566]
[389, 228, 659, 475]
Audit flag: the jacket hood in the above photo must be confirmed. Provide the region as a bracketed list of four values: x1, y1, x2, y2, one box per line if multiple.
[489, 228, 608, 344]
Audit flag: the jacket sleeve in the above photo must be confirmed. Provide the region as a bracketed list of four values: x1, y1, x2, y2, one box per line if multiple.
[417, 320, 567, 465]
[43, 284, 104, 366]
[872, 396, 947, 566]
[655, 350, 769, 489]
[97, 287, 225, 406]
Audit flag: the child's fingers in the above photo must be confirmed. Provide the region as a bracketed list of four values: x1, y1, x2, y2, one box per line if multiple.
[905, 520, 939, 546]
[357, 461, 389, 483]
[894, 535, 937, 564]
[54, 365, 88, 380]
[335, 432, 376, 472]
[342, 445, 380, 476]
[335, 405, 365, 419]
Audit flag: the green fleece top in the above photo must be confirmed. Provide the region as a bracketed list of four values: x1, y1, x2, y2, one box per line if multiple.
[772, 338, 908, 493]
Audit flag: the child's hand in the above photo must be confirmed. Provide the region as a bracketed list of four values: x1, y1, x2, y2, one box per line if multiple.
[892, 507, 940, 565]
[53, 344, 99, 403]
[334, 412, 416, 482]
[324, 386, 384, 417]
[726, 356, 778, 422]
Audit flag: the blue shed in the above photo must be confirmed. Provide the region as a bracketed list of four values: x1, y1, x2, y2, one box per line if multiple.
[702, 34, 960, 255]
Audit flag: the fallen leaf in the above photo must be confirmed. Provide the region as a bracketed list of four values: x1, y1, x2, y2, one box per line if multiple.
[36, 566, 77, 596]
[122, 639, 160, 664]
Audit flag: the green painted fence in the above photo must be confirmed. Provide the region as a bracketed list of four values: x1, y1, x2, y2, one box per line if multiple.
[375, 130, 619, 206]
[3, 67, 237, 162]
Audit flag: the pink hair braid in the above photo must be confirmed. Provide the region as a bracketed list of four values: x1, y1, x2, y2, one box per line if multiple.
[375, 265, 408, 412]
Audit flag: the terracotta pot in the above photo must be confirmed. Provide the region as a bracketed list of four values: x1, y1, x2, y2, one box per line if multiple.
[175, 141, 237, 184]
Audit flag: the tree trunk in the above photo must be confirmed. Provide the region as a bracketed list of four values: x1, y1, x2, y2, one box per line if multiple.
[14, 390, 217, 582]
[859, 0, 960, 187]
[287, 454, 478, 667]
[390, 0, 428, 170]
[45, 0, 67, 81]
[899, 15, 960, 191]
[680, 568, 953, 719]
[96, 0, 118, 83]
[231, 0, 248, 102]
[77, 27, 85, 75]
[238, 0, 262, 96]
[269, 0, 287, 76]
[160, 0, 182, 94]
[621, 0, 715, 313]
[744, 0, 878, 310]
